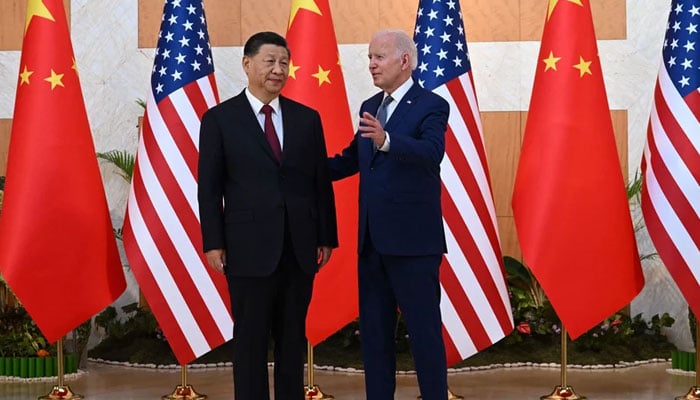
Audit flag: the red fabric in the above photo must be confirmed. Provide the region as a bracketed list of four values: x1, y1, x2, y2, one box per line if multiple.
[261, 104, 282, 161]
[511, 0, 644, 339]
[282, 0, 359, 345]
[0, 0, 125, 343]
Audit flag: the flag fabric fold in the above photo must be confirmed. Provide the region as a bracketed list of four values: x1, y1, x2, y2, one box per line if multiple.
[412, 0, 514, 365]
[641, 0, 700, 319]
[512, 0, 644, 340]
[0, 0, 125, 343]
[122, 0, 232, 365]
[282, 0, 359, 345]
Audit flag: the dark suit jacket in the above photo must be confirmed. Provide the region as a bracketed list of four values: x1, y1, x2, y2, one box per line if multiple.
[328, 81, 449, 256]
[198, 91, 338, 276]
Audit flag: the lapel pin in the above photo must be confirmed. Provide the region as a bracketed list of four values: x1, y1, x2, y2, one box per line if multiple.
[407, 100, 412, 104]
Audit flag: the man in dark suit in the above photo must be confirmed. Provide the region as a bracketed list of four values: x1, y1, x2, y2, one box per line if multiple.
[198, 31, 338, 400]
[328, 29, 449, 400]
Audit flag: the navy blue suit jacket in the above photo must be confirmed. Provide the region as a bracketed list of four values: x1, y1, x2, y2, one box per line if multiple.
[329, 82, 449, 256]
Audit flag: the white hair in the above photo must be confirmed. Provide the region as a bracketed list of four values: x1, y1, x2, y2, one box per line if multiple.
[372, 29, 418, 70]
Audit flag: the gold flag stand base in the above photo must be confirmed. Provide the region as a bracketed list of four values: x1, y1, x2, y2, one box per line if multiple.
[676, 387, 700, 400]
[38, 385, 83, 400]
[540, 385, 586, 400]
[305, 385, 334, 399]
[161, 365, 206, 399]
[418, 388, 464, 399]
[161, 385, 207, 400]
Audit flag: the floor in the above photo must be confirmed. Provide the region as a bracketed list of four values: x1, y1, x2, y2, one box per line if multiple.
[0, 361, 697, 399]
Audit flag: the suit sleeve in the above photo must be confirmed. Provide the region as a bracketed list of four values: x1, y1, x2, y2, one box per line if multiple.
[313, 111, 339, 248]
[197, 109, 226, 252]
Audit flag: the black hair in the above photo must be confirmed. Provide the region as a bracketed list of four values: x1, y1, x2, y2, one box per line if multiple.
[243, 31, 291, 58]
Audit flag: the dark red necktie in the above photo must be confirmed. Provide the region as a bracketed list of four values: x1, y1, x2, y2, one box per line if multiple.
[261, 104, 282, 162]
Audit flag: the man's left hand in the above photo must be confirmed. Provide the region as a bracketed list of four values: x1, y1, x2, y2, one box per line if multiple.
[359, 112, 386, 148]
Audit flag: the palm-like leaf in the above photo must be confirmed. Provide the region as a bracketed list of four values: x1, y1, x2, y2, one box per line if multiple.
[97, 150, 134, 183]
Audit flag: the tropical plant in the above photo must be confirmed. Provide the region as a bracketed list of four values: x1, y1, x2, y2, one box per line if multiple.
[96, 150, 134, 183]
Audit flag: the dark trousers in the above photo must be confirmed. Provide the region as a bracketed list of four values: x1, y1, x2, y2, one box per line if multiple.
[227, 237, 314, 400]
[359, 238, 447, 400]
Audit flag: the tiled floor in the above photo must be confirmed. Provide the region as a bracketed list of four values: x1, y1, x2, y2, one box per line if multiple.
[0, 361, 696, 399]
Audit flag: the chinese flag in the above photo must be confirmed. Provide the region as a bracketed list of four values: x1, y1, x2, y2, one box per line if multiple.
[283, 0, 358, 344]
[511, 0, 644, 339]
[0, 0, 125, 343]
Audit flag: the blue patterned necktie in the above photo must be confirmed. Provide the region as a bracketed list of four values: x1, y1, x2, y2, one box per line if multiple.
[376, 95, 394, 127]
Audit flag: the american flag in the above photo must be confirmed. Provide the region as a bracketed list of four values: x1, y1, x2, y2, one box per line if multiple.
[122, 0, 232, 365]
[642, 0, 700, 321]
[412, 0, 514, 364]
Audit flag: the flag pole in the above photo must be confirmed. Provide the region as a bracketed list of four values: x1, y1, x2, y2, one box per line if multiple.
[161, 364, 206, 400]
[39, 338, 83, 399]
[304, 341, 334, 399]
[674, 319, 700, 399]
[540, 327, 586, 400]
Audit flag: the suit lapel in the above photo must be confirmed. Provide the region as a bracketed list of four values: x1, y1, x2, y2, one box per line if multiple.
[232, 91, 280, 164]
[384, 83, 421, 133]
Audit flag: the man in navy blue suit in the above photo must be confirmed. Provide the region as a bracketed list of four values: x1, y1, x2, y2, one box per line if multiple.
[328, 29, 449, 400]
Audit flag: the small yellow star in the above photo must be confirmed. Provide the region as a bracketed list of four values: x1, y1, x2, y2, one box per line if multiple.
[543, 51, 561, 72]
[25, 0, 55, 32]
[289, 0, 322, 28]
[288, 59, 300, 79]
[44, 69, 65, 90]
[311, 65, 331, 86]
[547, 0, 584, 20]
[19, 65, 34, 85]
[573, 56, 593, 77]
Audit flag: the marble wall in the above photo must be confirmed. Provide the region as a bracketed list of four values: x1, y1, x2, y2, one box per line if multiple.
[0, 0, 692, 350]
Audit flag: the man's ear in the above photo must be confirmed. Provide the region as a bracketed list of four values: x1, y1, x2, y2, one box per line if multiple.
[242, 55, 250, 71]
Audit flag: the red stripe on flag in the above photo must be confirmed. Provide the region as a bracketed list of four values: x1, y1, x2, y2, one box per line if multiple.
[156, 97, 200, 179]
[441, 324, 462, 366]
[122, 216, 197, 364]
[445, 78, 490, 179]
[641, 186, 700, 311]
[654, 88, 700, 183]
[646, 127, 700, 247]
[442, 132, 512, 333]
[130, 145, 224, 349]
[439, 258, 491, 350]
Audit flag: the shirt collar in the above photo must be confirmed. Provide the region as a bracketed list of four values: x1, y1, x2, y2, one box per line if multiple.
[245, 88, 281, 115]
[384, 77, 413, 105]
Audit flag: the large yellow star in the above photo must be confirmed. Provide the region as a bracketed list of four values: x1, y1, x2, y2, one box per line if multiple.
[543, 51, 561, 72]
[289, 0, 322, 28]
[25, 0, 55, 32]
[19, 65, 34, 85]
[44, 69, 65, 90]
[573, 56, 592, 77]
[312, 65, 331, 87]
[547, 0, 584, 20]
[288, 59, 301, 79]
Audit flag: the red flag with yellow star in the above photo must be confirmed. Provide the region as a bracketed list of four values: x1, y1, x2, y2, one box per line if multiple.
[282, 0, 358, 345]
[0, 0, 125, 343]
[511, 0, 644, 339]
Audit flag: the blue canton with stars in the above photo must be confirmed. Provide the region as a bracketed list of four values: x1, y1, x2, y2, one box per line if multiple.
[151, 0, 214, 103]
[664, 0, 700, 97]
[412, 0, 471, 90]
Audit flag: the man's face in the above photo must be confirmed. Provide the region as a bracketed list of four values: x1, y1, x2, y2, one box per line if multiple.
[368, 34, 409, 93]
[243, 44, 289, 99]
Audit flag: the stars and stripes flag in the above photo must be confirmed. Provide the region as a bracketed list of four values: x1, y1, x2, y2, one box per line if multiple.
[412, 0, 514, 365]
[122, 0, 232, 365]
[0, 0, 125, 343]
[512, 0, 643, 339]
[642, 0, 700, 320]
